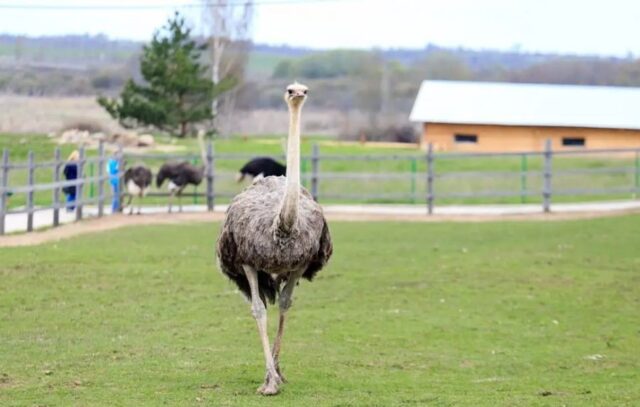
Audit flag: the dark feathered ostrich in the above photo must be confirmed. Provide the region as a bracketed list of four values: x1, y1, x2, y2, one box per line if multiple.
[217, 83, 332, 396]
[123, 165, 152, 215]
[236, 157, 286, 183]
[156, 133, 207, 213]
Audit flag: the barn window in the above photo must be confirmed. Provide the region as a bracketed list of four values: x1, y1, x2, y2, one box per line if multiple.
[562, 137, 585, 147]
[454, 134, 478, 144]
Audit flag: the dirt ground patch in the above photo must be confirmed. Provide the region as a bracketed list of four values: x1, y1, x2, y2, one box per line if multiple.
[1, 208, 639, 248]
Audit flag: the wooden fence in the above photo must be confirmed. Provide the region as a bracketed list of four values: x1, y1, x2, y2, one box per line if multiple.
[0, 142, 125, 234]
[2, 139, 640, 235]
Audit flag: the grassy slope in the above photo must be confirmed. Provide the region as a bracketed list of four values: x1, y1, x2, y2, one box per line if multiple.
[1, 217, 639, 406]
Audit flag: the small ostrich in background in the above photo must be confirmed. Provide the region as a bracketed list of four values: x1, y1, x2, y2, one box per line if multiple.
[123, 165, 152, 215]
[156, 132, 207, 213]
[236, 157, 286, 183]
[217, 83, 332, 396]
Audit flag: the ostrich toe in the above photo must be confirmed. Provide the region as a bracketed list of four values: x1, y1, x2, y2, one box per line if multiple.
[257, 371, 282, 395]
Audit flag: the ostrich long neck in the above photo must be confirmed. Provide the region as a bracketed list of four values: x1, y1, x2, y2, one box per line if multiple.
[279, 104, 302, 233]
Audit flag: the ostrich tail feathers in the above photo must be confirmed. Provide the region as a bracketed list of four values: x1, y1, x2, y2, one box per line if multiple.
[257, 270, 278, 306]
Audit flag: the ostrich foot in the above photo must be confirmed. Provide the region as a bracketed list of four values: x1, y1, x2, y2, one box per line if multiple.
[257, 371, 282, 396]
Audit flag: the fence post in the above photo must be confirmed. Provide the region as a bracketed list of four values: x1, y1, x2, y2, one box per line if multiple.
[311, 143, 319, 202]
[192, 156, 199, 205]
[97, 142, 105, 217]
[410, 158, 417, 204]
[520, 153, 528, 204]
[116, 144, 124, 213]
[426, 143, 434, 215]
[301, 157, 308, 189]
[26, 150, 35, 232]
[206, 140, 214, 211]
[89, 162, 95, 199]
[634, 151, 639, 199]
[0, 149, 9, 235]
[76, 147, 85, 221]
[543, 139, 553, 213]
[53, 147, 61, 227]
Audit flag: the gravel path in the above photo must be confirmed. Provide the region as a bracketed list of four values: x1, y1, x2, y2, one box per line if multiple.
[1, 201, 640, 247]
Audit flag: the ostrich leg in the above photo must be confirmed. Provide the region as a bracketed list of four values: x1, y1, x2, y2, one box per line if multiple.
[168, 193, 173, 213]
[125, 195, 133, 215]
[137, 195, 142, 215]
[243, 265, 282, 395]
[271, 274, 300, 382]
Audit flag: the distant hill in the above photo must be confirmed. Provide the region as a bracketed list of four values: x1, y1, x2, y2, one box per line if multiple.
[3, 34, 630, 79]
[0, 34, 140, 69]
[1, 34, 639, 112]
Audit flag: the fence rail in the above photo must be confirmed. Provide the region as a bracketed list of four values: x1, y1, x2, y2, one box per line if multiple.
[2, 139, 640, 234]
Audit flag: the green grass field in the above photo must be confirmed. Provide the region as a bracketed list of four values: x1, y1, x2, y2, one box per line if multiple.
[2, 133, 640, 209]
[1, 217, 639, 405]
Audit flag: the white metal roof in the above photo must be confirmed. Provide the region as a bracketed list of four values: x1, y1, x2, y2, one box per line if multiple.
[409, 80, 640, 130]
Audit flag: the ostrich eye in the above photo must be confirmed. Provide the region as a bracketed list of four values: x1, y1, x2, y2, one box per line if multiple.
[303, 90, 308, 95]
[287, 89, 294, 95]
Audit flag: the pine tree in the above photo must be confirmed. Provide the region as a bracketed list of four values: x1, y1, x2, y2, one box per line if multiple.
[98, 12, 234, 137]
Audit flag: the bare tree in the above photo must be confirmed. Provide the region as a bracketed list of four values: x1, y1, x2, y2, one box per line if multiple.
[201, 0, 254, 135]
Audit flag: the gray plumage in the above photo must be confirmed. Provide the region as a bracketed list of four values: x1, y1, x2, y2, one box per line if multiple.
[155, 161, 204, 212]
[124, 165, 152, 190]
[216, 176, 332, 305]
[123, 165, 152, 215]
[216, 81, 324, 395]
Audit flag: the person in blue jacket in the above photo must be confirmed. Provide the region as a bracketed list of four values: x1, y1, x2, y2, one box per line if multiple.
[107, 154, 120, 212]
[62, 150, 79, 211]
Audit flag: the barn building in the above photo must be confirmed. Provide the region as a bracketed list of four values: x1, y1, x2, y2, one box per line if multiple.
[409, 80, 640, 152]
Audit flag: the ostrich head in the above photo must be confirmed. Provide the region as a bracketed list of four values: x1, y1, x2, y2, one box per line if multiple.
[284, 82, 308, 109]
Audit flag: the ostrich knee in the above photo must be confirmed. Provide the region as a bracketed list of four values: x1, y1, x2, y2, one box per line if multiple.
[278, 277, 298, 313]
[251, 298, 266, 320]
[279, 294, 293, 312]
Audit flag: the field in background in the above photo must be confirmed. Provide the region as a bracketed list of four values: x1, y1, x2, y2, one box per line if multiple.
[0, 95, 398, 136]
[1, 218, 639, 405]
[0, 95, 125, 135]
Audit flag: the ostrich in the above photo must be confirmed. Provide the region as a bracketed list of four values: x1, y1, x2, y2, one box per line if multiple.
[123, 165, 152, 215]
[216, 82, 332, 396]
[235, 157, 286, 183]
[156, 132, 207, 213]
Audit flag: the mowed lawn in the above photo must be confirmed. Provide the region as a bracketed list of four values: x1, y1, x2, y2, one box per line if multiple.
[1, 217, 639, 406]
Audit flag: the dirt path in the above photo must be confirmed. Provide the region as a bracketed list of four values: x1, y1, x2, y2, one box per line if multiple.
[2, 208, 639, 248]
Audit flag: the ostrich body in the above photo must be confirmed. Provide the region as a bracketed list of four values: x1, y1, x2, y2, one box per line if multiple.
[156, 161, 203, 212]
[236, 157, 286, 183]
[123, 165, 152, 215]
[156, 134, 207, 213]
[216, 83, 332, 396]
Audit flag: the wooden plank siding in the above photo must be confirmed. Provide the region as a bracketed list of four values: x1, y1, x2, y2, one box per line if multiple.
[422, 123, 640, 152]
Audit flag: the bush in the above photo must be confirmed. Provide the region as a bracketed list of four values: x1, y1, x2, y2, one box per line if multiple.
[341, 125, 418, 144]
[61, 119, 107, 134]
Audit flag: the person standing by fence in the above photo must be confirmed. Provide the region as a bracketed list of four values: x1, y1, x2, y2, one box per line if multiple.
[107, 153, 120, 212]
[62, 150, 79, 212]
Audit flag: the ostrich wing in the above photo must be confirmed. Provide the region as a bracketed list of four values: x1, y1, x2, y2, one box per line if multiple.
[301, 218, 333, 281]
[216, 225, 278, 306]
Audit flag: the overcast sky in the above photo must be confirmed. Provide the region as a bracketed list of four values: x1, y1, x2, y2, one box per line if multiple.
[1, 0, 639, 56]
